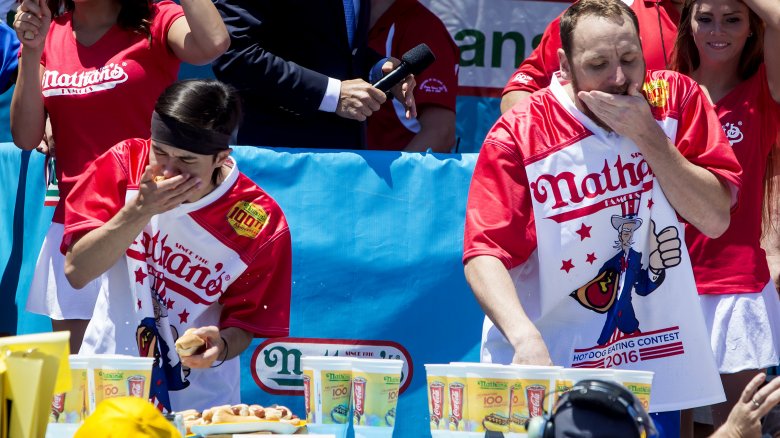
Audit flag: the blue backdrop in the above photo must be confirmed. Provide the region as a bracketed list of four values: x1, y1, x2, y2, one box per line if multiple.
[0, 144, 485, 437]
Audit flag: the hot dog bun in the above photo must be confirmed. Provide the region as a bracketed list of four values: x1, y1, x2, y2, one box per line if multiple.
[175, 329, 206, 357]
[212, 410, 263, 424]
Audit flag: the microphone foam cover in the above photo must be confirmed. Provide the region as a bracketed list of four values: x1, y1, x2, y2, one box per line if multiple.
[401, 43, 436, 75]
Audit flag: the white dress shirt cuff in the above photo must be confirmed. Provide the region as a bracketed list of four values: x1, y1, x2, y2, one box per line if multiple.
[318, 77, 342, 112]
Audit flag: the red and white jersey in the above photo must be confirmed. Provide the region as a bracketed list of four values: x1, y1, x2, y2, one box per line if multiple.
[42, 1, 183, 223]
[366, 0, 458, 150]
[63, 139, 292, 411]
[686, 64, 780, 295]
[464, 71, 741, 411]
[503, 0, 678, 97]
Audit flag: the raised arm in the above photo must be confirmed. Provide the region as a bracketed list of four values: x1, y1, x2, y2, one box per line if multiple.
[579, 83, 736, 237]
[65, 166, 201, 289]
[743, 0, 780, 103]
[10, 0, 50, 151]
[166, 0, 229, 66]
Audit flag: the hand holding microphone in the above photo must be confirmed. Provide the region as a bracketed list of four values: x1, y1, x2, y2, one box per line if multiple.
[374, 43, 435, 95]
[336, 44, 435, 121]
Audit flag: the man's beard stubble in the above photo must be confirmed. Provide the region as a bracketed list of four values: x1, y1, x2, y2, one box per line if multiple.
[569, 68, 630, 133]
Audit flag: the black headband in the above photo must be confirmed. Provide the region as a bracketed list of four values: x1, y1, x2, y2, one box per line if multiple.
[150, 111, 231, 155]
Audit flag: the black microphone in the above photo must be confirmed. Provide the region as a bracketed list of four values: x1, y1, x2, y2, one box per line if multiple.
[372, 43, 436, 97]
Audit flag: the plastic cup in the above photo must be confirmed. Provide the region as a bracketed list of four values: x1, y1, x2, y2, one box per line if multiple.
[613, 369, 654, 412]
[49, 356, 90, 424]
[83, 355, 154, 412]
[551, 368, 616, 409]
[351, 358, 403, 438]
[462, 363, 514, 436]
[301, 356, 353, 438]
[424, 364, 450, 437]
[444, 363, 479, 437]
[505, 365, 560, 437]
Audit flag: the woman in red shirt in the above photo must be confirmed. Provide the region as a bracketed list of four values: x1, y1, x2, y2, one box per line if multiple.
[10, 0, 229, 353]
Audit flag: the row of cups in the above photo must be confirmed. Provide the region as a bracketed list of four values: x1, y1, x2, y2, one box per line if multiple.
[49, 355, 153, 425]
[424, 363, 654, 437]
[301, 356, 404, 438]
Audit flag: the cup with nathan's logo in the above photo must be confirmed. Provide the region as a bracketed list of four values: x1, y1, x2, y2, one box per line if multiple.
[446, 362, 482, 437]
[300, 356, 353, 438]
[438, 362, 509, 437]
[83, 355, 154, 413]
[424, 364, 450, 437]
[351, 358, 403, 438]
[551, 368, 617, 409]
[505, 365, 560, 437]
[612, 369, 654, 412]
[49, 356, 90, 425]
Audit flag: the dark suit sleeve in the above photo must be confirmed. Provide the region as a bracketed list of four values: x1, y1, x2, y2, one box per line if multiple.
[211, 0, 330, 115]
[0, 21, 19, 93]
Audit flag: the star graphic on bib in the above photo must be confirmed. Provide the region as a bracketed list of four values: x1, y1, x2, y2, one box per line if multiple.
[134, 267, 147, 285]
[561, 259, 575, 273]
[586, 253, 597, 264]
[647, 199, 654, 209]
[166, 299, 175, 310]
[178, 309, 190, 324]
[575, 223, 592, 241]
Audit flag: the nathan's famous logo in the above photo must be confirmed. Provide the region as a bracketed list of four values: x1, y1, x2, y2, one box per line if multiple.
[530, 155, 652, 209]
[136, 231, 228, 297]
[99, 371, 124, 381]
[477, 380, 508, 390]
[41, 63, 129, 97]
[227, 201, 268, 239]
[722, 121, 744, 145]
[419, 78, 448, 94]
[250, 338, 413, 396]
[384, 375, 401, 385]
[325, 372, 351, 382]
[512, 72, 533, 85]
[642, 79, 670, 108]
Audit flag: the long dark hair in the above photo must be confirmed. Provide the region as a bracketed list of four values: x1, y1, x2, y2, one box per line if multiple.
[155, 79, 243, 184]
[669, 0, 764, 79]
[47, 0, 153, 39]
[154, 79, 242, 138]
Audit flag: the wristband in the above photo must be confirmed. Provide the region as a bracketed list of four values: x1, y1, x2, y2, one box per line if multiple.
[211, 336, 229, 368]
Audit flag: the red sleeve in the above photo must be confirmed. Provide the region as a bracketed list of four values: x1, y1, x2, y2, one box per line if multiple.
[502, 15, 563, 96]
[219, 225, 292, 338]
[404, 11, 458, 111]
[463, 119, 537, 269]
[61, 143, 130, 254]
[673, 75, 743, 202]
[150, 0, 185, 54]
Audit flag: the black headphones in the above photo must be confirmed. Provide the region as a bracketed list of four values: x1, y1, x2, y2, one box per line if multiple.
[526, 379, 658, 438]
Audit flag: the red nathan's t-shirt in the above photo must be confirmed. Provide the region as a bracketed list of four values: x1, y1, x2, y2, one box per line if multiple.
[503, 0, 679, 97]
[366, 0, 458, 150]
[63, 139, 292, 410]
[62, 138, 292, 336]
[42, 1, 184, 223]
[686, 64, 780, 295]
[462, 71, 740, 412]
[464, 70, 741, 269]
